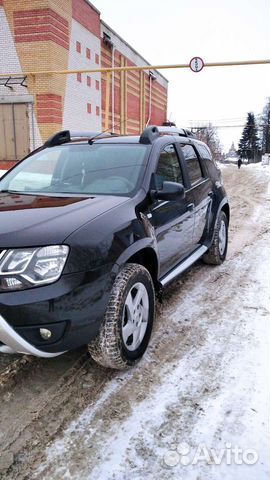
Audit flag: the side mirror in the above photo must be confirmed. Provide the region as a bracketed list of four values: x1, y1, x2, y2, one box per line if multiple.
[153, 181, 185, 201]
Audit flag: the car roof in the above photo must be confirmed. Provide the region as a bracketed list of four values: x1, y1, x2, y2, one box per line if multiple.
[43, 126, 203, 149]
[93, 135, 141, 144]
[63, 136, 195, 149]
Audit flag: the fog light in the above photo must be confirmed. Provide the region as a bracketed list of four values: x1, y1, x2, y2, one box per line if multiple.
[40, 328, 52, 340]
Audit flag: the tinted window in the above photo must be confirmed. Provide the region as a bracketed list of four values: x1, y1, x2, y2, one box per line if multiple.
[181, 144, 203, 185]
[0, 144, 149, 197]
[156, 144, 183, 189]
[197, 144, 212, 161]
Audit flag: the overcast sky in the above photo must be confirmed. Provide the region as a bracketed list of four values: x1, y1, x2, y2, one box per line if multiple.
[93, 0, 270, 151]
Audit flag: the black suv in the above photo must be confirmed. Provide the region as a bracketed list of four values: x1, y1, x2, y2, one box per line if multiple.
[0, 126, 229, 369]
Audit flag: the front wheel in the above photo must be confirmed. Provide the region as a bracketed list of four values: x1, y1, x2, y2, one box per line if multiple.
[203, 210, 228, 265]
[88, 263, 155, 370]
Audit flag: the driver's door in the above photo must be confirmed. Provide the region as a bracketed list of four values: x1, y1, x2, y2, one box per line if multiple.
[147, 144, 195, 277]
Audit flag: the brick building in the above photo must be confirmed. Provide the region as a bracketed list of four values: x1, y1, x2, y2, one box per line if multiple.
[0, 0, 168, 169]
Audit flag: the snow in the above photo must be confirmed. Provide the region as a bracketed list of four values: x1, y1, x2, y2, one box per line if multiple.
[179, 248, 270, 480]
[92, 245, 270, 480]
[225, 156, 238, 163]
[34, 237, 270, 480]
[30, 163, 270, 480]
[218, 161, 270, 175]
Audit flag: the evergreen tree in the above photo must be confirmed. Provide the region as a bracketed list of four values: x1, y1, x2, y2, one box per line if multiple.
[261, 99, 270, 154]
[238, 112, 261, 163]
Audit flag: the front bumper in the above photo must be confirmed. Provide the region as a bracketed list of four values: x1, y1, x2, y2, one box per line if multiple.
[0, 314, 64, 357]
[0, 267, 113, 356]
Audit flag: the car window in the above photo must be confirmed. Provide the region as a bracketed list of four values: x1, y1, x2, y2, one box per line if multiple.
[196, 143, 219, 167]
[0, 144, 149, 197]
[156, 144, 183, 189]
[6, 150, 61, 192]
[181, 144, 203, 185]
[196, 144, 212, 161]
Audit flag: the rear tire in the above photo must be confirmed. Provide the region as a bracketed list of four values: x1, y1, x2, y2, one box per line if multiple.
[203, 210, 228, 265]
[88, 263, 155, 370]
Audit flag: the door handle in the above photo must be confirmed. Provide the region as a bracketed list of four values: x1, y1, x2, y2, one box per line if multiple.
[187, 203, 195, 211]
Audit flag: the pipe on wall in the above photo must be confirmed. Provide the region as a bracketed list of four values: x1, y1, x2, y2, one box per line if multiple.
[146, 72, 156, 127]
[111, 45, 115, 133]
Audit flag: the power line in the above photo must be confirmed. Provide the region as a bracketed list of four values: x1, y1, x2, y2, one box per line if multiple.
[191, 124, 270, 129]
[181, 114, 266, 126]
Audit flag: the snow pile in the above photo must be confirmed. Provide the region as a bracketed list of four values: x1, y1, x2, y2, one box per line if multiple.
[245, 162, 270, 173]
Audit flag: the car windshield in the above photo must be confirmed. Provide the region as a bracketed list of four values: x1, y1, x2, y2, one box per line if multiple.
[0, 143, 149, 197]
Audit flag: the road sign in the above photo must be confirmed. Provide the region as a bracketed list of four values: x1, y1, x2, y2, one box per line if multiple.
[189, 57, 204, 72]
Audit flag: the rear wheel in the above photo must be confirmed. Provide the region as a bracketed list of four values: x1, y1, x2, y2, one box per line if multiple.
[88, 263, 155, 370]
[203, 210, 228, 265]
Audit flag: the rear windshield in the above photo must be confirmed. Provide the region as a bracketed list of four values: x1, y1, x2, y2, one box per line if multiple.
[0, 143, 149, 197]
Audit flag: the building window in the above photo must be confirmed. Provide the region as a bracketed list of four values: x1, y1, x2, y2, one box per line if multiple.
[95, 79, 100, 90]
[86, 47, 91, 59]
[95, 53, 99, 64]
[96, 106, 100, 116]
[77, 73, 82, 82]
[87, 76, 91, 87]
[87, 103, 92, 114]
[76, 41, 81, 53]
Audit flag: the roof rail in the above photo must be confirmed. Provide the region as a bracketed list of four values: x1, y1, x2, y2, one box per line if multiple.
[44, 130, 116, 147]
[139, 126, 159, 144]
[44, 130, 71, 147]
[183, 129, 196, 138]
[139, 125, 196, 144]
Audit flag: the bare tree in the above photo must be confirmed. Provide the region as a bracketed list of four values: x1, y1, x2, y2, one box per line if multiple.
[192, 123, 223, 162]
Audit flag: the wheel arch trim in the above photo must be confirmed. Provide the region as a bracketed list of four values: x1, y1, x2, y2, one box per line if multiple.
[113, 239, 160, 280]
[207, 197, 230, 244]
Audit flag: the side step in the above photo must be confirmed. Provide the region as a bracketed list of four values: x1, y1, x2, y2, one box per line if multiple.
[160, 245, 208, 287]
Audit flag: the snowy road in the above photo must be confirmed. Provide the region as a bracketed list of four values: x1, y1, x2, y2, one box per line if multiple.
[0, 163, 269, 479]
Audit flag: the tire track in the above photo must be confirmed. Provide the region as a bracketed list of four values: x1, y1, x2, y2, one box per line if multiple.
[32, 228, 270, 480]
[0, 355, 34, 387]
[0, 164, 269, 478]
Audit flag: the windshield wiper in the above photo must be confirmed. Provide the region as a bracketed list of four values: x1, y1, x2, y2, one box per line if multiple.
[0, 189, 36, 195]
[0, 189, 20, 193]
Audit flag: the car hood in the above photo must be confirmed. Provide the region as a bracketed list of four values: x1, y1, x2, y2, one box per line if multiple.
[0, 192, 129, 247]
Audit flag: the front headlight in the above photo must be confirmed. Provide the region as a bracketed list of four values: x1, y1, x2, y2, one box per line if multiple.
[0, 245, 69, 291]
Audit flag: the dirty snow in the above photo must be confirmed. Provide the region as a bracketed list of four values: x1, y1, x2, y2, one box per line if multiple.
[0, 163, 269, 480]
[33, 234, 270, 480]
[32, 163, 270, 480]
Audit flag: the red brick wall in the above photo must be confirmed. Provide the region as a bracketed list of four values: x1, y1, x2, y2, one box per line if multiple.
[127, 94, 140, 122]
[101, 40, 167, 134]
[0, 161, 17, 170]
[148, 104, 167, 126]
[72, 0, 100, 38]
[14, 8, 69, 50]
[36, 94, 63, 124]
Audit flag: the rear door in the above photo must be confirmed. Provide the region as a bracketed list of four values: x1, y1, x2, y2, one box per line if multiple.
[179, 144, 212, 247]
[147, 143, 195, 276]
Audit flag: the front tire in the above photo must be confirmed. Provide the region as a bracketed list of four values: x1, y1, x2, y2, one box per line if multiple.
[88, 263, 155, 370]
[203, 210, 228, 265]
